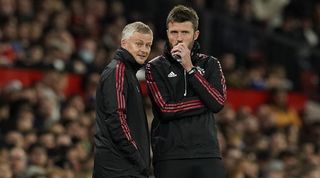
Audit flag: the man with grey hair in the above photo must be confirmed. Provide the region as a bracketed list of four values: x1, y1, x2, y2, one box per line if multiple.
[93, 21, 153, 178]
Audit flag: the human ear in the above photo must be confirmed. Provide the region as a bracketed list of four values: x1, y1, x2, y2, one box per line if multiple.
[121, 39, 127, 48]
[193, 30, 200, 40]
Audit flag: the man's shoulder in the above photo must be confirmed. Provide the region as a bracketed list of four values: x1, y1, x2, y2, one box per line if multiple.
[100, 60, 124, 80]
[196, 53, 220, 65]
[147, 55, 167, 67]
[196, 53, 217, 61]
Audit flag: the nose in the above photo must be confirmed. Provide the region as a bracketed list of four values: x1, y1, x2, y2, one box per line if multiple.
[177, 32, 183, 42]
[140, 45, 149, 54]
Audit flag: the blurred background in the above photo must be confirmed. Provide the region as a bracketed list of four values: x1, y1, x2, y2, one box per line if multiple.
[1, 0, 320, 178]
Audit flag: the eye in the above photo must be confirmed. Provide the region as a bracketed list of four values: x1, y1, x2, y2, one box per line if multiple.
[170, 31, 178, 35]
[135, 42, 143, 47]
[146, 43, 152, 49]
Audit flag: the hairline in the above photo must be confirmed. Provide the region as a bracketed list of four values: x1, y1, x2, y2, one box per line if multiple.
[166, 5, 199, 31]
[121, 22, 153, 41]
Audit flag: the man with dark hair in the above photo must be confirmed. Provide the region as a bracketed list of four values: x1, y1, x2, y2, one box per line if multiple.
[146, 5, 227, 178]
[93, 21, 153, 178]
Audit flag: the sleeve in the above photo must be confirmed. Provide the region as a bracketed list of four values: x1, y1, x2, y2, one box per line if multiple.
[145, 62, 208, 121]
[187, 57, 227, 113]
[102, 62, 146, 172]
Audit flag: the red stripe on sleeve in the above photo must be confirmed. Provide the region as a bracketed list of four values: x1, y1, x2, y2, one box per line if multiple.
[116, 61, 138, 149]
[194, 71, 225, 105]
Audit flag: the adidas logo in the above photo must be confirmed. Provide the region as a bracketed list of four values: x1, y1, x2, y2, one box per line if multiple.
[167, 71, 177, 78]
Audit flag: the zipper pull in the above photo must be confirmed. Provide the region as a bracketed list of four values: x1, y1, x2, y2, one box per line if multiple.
[184, 70, 187, 96]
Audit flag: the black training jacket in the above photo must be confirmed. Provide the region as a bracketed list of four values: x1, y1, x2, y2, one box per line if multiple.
[93, 48, 150, 178]
[145, 42, 227, 162]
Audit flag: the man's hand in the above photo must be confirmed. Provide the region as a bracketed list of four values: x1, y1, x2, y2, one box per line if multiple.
[171, 43, 193, 71]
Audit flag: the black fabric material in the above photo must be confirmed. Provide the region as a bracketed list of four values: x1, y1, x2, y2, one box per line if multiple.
[154, 158, 226, 178]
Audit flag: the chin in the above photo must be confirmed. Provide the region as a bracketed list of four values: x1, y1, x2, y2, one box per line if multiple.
[139, 58, 147, 63]
[136, 60, 144, 65]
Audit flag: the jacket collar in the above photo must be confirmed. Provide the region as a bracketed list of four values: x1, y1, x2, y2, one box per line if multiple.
[114, 47, 143, 73]
[163, 41, 200, 63]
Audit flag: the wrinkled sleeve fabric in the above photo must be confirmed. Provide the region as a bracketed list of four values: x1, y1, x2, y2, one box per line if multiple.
[145, 62, 207, 121]
[102, 61, 146, 172]
[187, 57, 227, 113]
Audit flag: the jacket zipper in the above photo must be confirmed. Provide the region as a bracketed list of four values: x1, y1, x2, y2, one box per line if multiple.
[184, 70, 187, 96]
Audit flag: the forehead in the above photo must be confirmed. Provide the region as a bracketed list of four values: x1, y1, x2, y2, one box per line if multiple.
[129, 32, 153, 42]
[167, 21, 194, 31]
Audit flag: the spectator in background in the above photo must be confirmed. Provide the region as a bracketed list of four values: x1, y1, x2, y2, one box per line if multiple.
[252, 0, 290, 27]
[0, 162, 12, 178]
[264, 169, 285, 178]
[9, 147, 27, 178]
[0, 17, 20, 66]
[265, 65, 292, 90]
[220, 53, 246, 88]
[93, 21, 153, 178]
[246, 64, 267, 90]
[25, 144, 48, 178]
[267, 88, 301, 129]
[77, 38, 97, 73]
[146, 5, 226, 178]
[299, 165, 320, 178]
[5, 131, 24, 148]
[23, 131, 37, 150]
[0, 100, 10, 135]
[298, 14, 319, 47]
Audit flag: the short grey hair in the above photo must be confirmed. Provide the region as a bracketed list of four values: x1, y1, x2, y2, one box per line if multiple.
[121, 21, 153, 40]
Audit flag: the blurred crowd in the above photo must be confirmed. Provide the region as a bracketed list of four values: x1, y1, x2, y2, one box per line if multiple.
[1, 0, 320, 178]
[206, 0, 320, 98]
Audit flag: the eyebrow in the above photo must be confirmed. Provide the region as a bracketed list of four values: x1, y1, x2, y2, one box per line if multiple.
[132, 39, 152, 43]
[169, 29, 190, 32]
